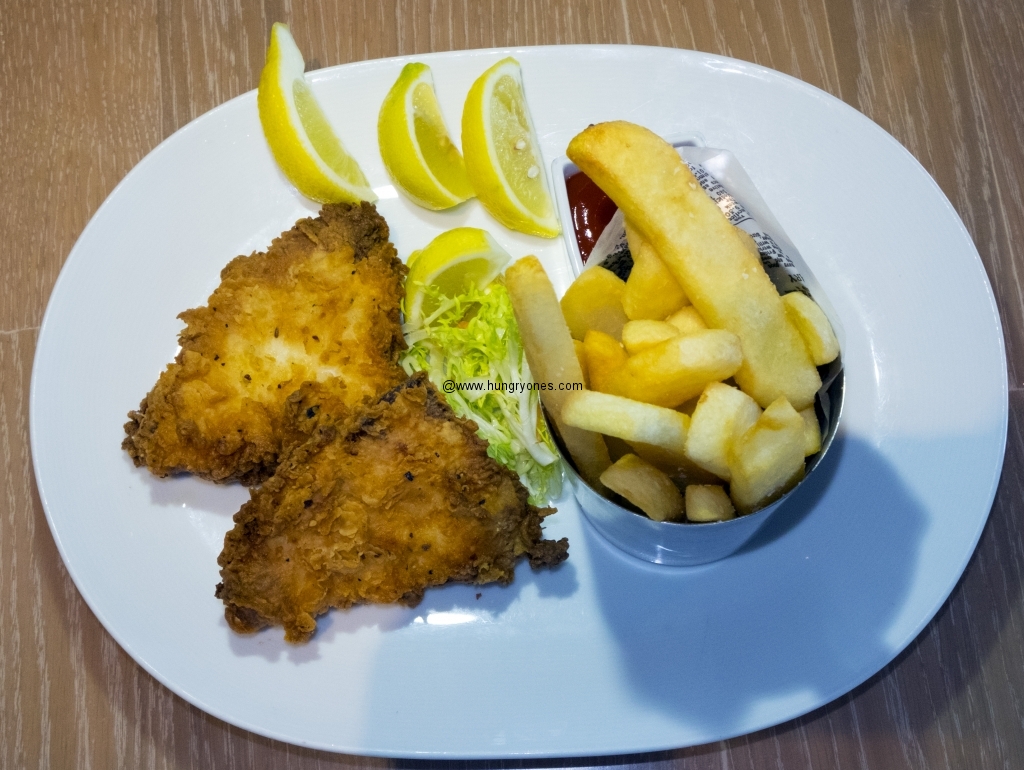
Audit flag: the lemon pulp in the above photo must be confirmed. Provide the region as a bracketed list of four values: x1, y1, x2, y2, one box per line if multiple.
[378, 63, 472, 210]
[258, 23, 375, 203]
[405, 228, 512, 326]
[490, 74, 550, 221]
[462, 58, 559, 237]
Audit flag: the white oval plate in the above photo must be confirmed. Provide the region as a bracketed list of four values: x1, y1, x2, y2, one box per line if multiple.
[30, 45, 1007, 758]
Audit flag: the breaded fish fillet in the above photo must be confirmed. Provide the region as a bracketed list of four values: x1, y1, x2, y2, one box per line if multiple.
[216, 373, 568, 643]
[123, 203, 407, 485]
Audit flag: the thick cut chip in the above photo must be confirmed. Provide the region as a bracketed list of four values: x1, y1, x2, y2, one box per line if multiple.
[626, 441, 720, 486]
[583, 330, 628, 392]
[567, 121, 821, 409]
[685, 484, 736, 522]
[216, 374, 568, 644]
[600, 454, 685, 522]
[572, 339, 590, 387]
[666, 306, 708, 336]
[562, 390, 690, 462]
[728, 396, 806, 514]
[123, 203, 407, 484]
[559, 266, 629, 341]
[783, 291, 840, 366]
[603, 329, 743, 408]
[622, 220, 688, 320]
[799, 406, 822, 456]
[736, 229, 760, 259]
[685, 382, 763, 480]
[621, 320, 680, 355]
[505, 257, 611, 487]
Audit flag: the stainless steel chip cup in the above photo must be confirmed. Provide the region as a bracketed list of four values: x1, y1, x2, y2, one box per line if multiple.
[550, 136, 845, 566]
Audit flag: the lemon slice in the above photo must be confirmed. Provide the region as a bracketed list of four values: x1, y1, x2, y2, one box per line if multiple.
[405, 228, 512, 326]
[462, 58, 559, 238]
[378, 63, 474, 210]
[258, 23, 375, 203]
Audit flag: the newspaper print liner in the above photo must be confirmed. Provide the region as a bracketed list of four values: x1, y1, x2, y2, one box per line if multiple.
[550, 137, 845, 560]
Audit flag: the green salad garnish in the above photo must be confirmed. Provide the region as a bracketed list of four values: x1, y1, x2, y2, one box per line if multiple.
[401, 281, 562, 505]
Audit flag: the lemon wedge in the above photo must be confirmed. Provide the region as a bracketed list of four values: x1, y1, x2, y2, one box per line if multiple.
[462, 58, 559, 238]
[258, 23, 375, 203]
[378, 63, 474, 210]
[405, 228, 511, 327]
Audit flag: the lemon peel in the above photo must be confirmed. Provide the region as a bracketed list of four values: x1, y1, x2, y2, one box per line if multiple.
[462, 58, 559, 238]
[258, 23, 375, 203]
[405, 228, 512, 327]
[379, 63, 473, 210]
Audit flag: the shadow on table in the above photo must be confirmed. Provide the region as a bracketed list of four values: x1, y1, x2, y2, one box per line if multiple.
[581, 433, 927, 740]
[781, 403, 1023, 745]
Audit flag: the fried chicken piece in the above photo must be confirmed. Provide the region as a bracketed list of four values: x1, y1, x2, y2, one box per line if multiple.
[123, 203, 407, 485]
[216, 373, 568, 643]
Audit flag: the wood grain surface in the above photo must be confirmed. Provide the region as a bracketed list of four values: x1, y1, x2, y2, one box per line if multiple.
[3, 0, 1023, 767]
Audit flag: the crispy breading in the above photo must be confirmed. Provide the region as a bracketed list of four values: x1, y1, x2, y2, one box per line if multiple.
[122, 203, 407, 484]
[215, 373, 568, 643]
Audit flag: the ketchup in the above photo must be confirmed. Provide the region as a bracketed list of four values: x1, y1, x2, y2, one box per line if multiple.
[566, 170, 618, 263]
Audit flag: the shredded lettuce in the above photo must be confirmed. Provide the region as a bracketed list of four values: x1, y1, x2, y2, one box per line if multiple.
[400, 281, 563, 505]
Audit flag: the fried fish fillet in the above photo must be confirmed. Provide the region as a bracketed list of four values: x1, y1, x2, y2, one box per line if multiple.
[216, 373, 569, 643]
[123, 202, 407, 485]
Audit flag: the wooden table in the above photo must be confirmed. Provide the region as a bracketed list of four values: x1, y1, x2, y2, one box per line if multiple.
[3, 1, 1023, 767]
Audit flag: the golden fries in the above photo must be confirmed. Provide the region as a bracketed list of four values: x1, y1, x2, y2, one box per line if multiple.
[684, 382, 762, 481]
[685, 484, 736, 522]
[538, 121, 840, 520]
[505, 256, 611, 487]
[621, 320, 679, 355]
[728, 396, 806, 514]
[622, 220, 688, 320]
[562, 390, 689, 462]
[666, 306, 707, 336]
[572, 339, 589, 387]
[602, 329, 743, 408]
[583, 330, 627, 392]
[783, 291, 840, 366]
[799, 406, 822, 456]
[600, 454, 685, 522]
[559, 266, 629, 341]
[626, 441, 721, 486]
[567, 121, 821, 410]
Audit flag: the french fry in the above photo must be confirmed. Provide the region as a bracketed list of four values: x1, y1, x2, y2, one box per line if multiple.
[783, 291, 840, 366]
[603, 329, 743, 408]
[505, 256, 611, 487]
[666, 306, 707, 336]
[559, 265, 629, 341]
[583, 330, 627, 392]
[627, 441, 722, 485]
[685, 484, 736, 522]
[621, 320, 679, 355]
[599, 454, 685, 522]
[684, 382, 763, 480]
[799, 406, 822, 456]
[622, 220, 688, 320]
[736, 229, 760, 259]
[727, 396, 805, 514]
[562, 390, 690, 462]
[573, 339, 589, 388]
[567, 121, 821, 410]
